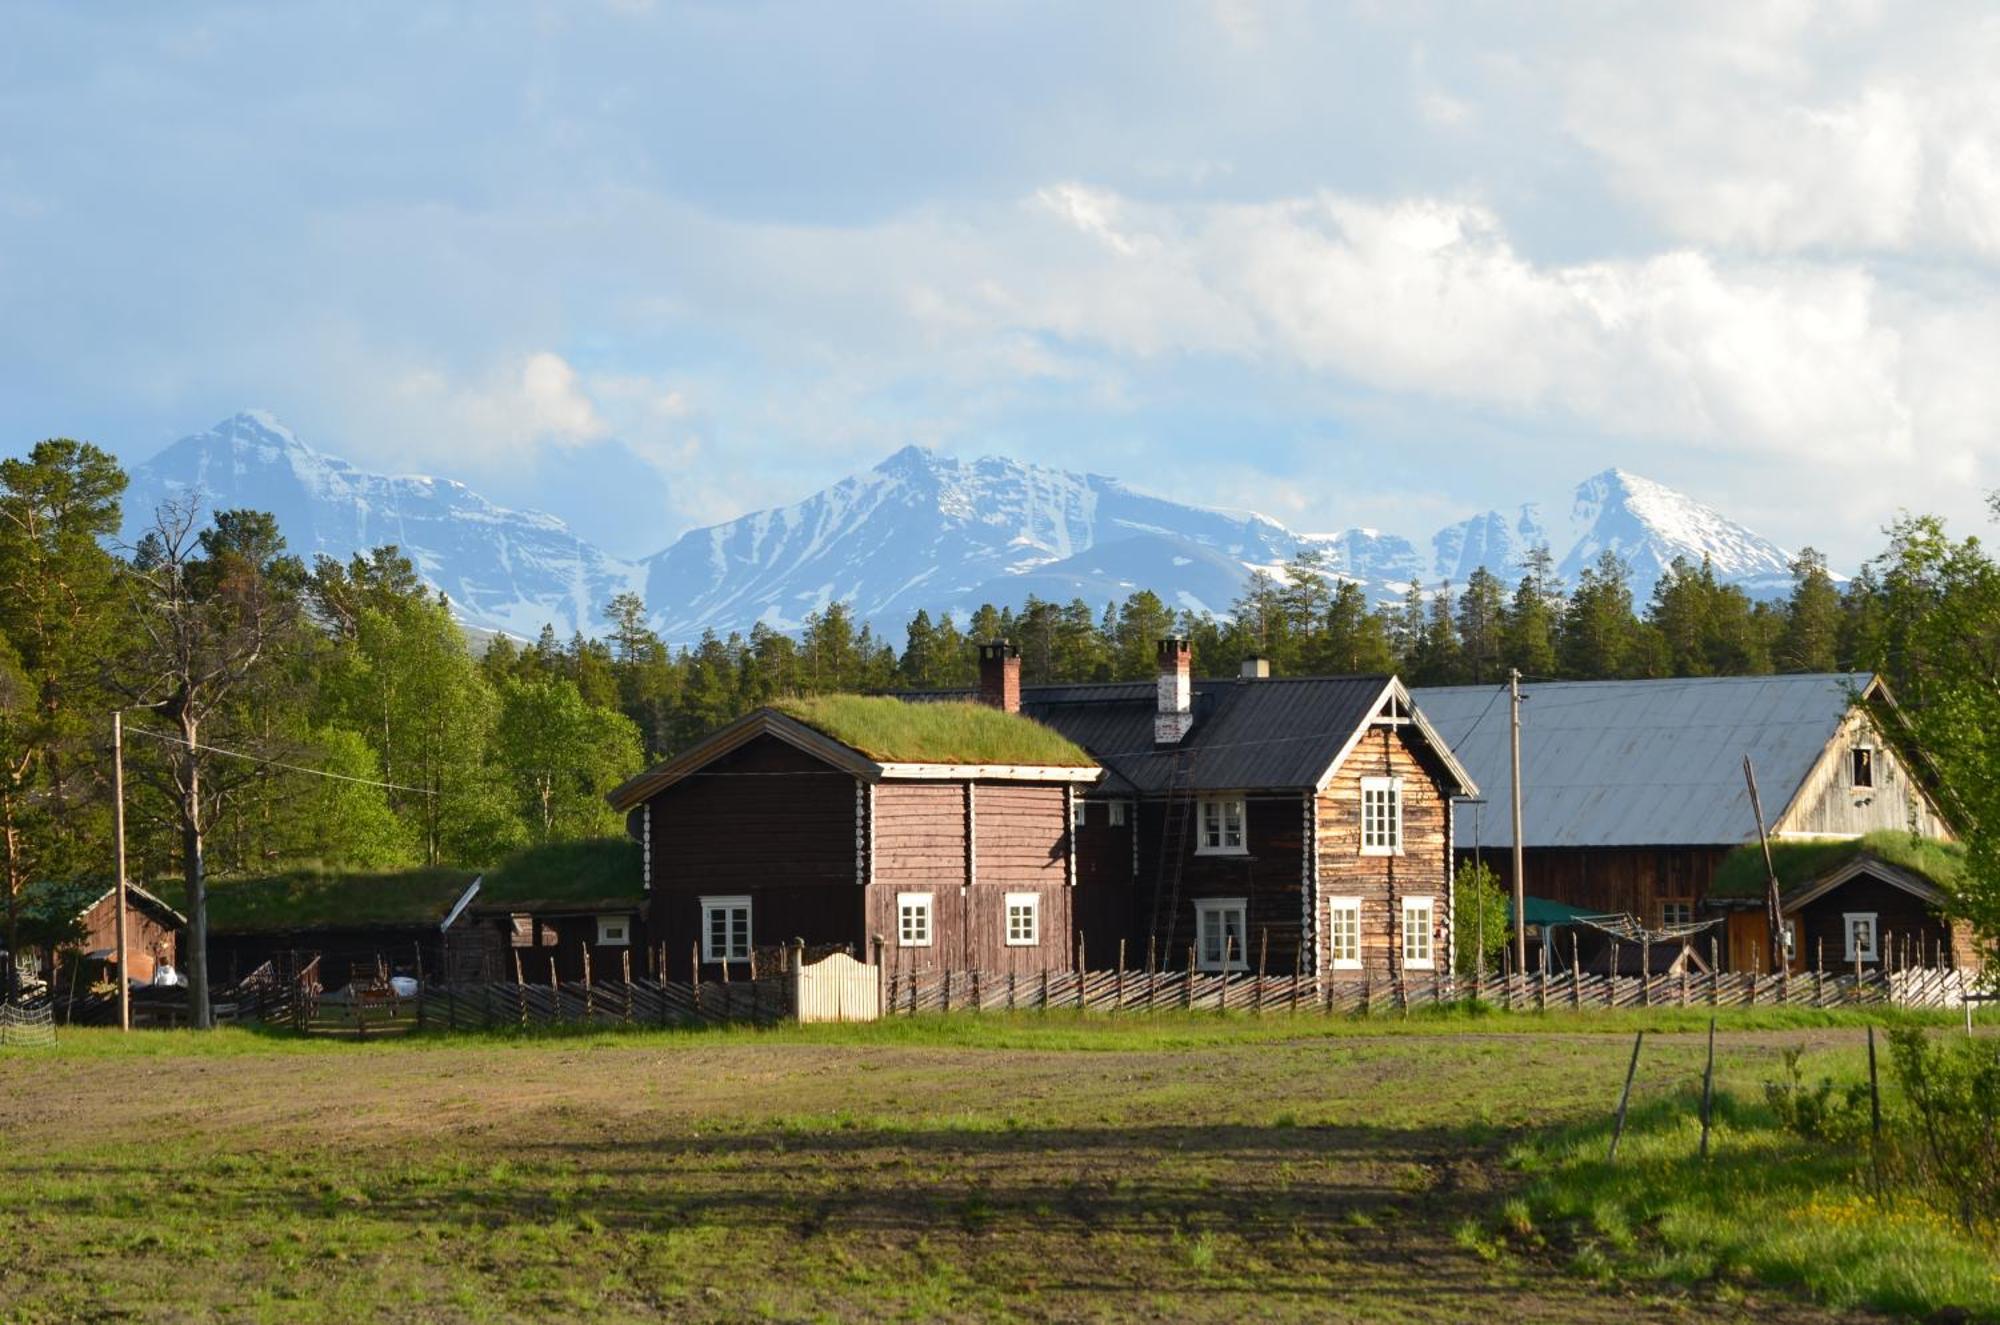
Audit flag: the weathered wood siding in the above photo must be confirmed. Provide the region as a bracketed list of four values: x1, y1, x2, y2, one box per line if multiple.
[967, 783, 1074, 971]
[645, 732, 862, 970]
[1466, 846, 1735, 922]
[867, 781, 970, 967]
[1071, 795, 1136, 967]
[1316, 724, 1451, 979]
[74, 894, 179, 983]
[1777, 709, 1953, 841]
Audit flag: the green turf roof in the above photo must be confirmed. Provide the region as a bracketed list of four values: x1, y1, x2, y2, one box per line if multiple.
[771, 695, 1093, 767]
[480, 838, 643, 909]
[154, 867, 480, 935]
[1709, 831, 1965, 901]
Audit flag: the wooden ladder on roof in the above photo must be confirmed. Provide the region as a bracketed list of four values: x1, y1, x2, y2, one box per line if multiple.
[1149, 748, 1197, 964]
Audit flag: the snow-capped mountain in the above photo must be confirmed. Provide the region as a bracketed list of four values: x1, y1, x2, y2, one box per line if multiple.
[125, 412, 641, 638]
[1560, 468, 1796, 601]
[639, 444, 1306, 636]
[118, 414, 1808, 642]
[1432, 505, 1547, 586]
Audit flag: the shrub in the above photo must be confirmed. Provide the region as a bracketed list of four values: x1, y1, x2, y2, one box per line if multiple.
[1762, 1047, 1871, 1147]
[1886, 1027, 2000, 1231]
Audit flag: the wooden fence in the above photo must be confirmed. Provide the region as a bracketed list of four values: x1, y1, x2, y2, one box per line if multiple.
[879, 963, 1979, 1016]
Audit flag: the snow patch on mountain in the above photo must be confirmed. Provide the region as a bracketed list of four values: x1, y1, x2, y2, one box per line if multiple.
[1560, 468, 1796, 601]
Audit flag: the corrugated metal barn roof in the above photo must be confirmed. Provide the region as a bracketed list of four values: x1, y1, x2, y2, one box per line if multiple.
[1409, 673, 1874, 849]
[1019, 675, 1393, 795]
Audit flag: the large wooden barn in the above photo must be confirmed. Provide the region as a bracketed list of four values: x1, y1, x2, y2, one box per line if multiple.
[606, 693, 1103, 975]
[1411, 674, 1963, 973]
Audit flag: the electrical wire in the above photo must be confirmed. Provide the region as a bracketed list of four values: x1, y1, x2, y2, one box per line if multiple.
[123, 726, 437, 796]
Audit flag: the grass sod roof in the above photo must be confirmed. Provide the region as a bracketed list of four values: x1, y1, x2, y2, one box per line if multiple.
[154, 867, 481, 936]
[771, 694, 1093, 767]
[1708, 831, 1966, 902]
[477, 838, 643, 911]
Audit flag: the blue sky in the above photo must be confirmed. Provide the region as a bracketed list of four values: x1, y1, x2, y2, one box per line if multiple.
[5, 1, 1998, 565]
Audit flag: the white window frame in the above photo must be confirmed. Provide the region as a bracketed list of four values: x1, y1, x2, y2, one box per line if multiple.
[1196, 796, 1247, 855]
[1072, 798, 1087, 829]
[1844, 912, 1879, 963]
[1327, 896, 1362, 972]
[1402, 894, 1436, 971]
[1361, 777, 1404, 856]
[700, 894, 752, 963]
[1004, 892, 1040, 947]
[1851, 746, 1876, 790]
[897, 891, 934, 948]
[595, 914, 631, 947]
[1108, 800, 1129, 828]
[1782, 919, 1799, 962]
[1195, 897, 1248, 972]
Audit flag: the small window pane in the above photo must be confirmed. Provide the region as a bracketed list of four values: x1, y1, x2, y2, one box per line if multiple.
[1402, 897, 1435, 969]
[1108, 801, 1128, 828]
[898, 893, 933, 948]
[1328, 899, 1361, 970]
[1851, 748, 1875, 789]
[1005, 894, 1039, 946]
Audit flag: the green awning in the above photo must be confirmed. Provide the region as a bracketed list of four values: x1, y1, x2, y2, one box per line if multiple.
[1510, 895, 1596, 928]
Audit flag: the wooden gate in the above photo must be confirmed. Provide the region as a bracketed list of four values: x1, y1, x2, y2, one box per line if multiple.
[792, 951, 879, 1023]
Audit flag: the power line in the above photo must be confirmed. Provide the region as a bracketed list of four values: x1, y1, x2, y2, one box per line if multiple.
[123, 727, 436, 796]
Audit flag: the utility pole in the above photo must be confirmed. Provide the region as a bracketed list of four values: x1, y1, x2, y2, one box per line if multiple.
[1509, 669, 1526, 975]
[112, 710, 130, 1033]
[1744, 755, 1785, 976]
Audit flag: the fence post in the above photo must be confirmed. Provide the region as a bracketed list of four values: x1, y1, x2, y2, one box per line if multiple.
[1256, 929, 1268, 1015]
[1866, 1025, 1883, 1194]
[1185, 945, 1196, 1010]
[1077, 933, 1086, 1010]
[514, 950, 528, 1027]
[1608, 1031, 1645, 1163]
[1116, 939, 1126, 1011]
[1699, 1017, 1716, 1160]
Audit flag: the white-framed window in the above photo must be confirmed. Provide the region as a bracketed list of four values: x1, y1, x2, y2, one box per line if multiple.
[1851, 747, 1875, 789]
[1402, 895, 1436, 970]
[1844, 912, 1879, 963]
[1072, 798, 1087, 829]
[700, 894, 752, 962]
[1004, 892, 1040, 946]
[1661, 898, 1694, 928]
[897, 892, 934, 948]
[1782, 919, 1799, 962]
[1196, 897, 1248, 971]
[1197, 796, 1246, 854]
[1361, 777, 1403, 855]
[595, 914, 631, 947]
[1327, 896, 1362, 971]
[1108, 800, 1129, 828]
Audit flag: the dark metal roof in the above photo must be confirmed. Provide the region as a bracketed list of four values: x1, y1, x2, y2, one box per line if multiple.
[1411, 673, 1877, 849]
[1016, 675, 1395, 795]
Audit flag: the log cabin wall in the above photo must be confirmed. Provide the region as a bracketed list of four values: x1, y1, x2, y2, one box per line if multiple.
[1132, 791, 1310, 975]
[1793, 873, 1954, 970]
[1316, 723, 1450, 979]
[965, 783, 1074, 972]
[867, 781, 970, 968]
[645, 732, 864, 970]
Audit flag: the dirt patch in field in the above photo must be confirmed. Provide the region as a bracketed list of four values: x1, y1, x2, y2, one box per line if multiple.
[0, 1029, 1889, 1323]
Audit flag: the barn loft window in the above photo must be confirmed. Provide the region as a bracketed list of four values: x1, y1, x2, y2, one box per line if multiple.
[1402, 895, 1436, 970]
[1004, 893, 1040, 946]
[1844, 912, 1878, 964]
[1361, 777, 1403, 855]
[897, 892, 934, 948]
[700, 895, 752, 962]
[1196, 898, 1248, 971]
[1661, 898, 1694, 928]
[1851, 747, 1875, 789]
[1327, 896, 1362, 971]
[1197, 796, 1246, 854]
[1108, 801, 1129, 828]
[595, 915, 630, 947]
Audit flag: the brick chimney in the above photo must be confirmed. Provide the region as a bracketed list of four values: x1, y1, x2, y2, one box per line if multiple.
[1239, 654, 1270, 680]
[1155, 637, 1193, 744]
[977, 640, 1021, 713]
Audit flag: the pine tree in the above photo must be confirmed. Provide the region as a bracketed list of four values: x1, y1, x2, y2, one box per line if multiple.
[1777, 548, 1842, 673]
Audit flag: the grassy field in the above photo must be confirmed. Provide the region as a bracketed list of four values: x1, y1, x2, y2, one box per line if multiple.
[1, 1011, 1989, 1323]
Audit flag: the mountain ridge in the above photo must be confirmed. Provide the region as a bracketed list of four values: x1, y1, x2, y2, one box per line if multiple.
[121, 413, 1805, 641]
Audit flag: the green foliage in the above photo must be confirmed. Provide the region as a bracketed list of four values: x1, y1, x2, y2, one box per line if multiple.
[1452, 859, 1510, 977]
[1762, 1047, 1871, 1147]
[771, 695, 1093, 766]
[493, 675, 642, 843]
[1886, 1027, 2000, 1230]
